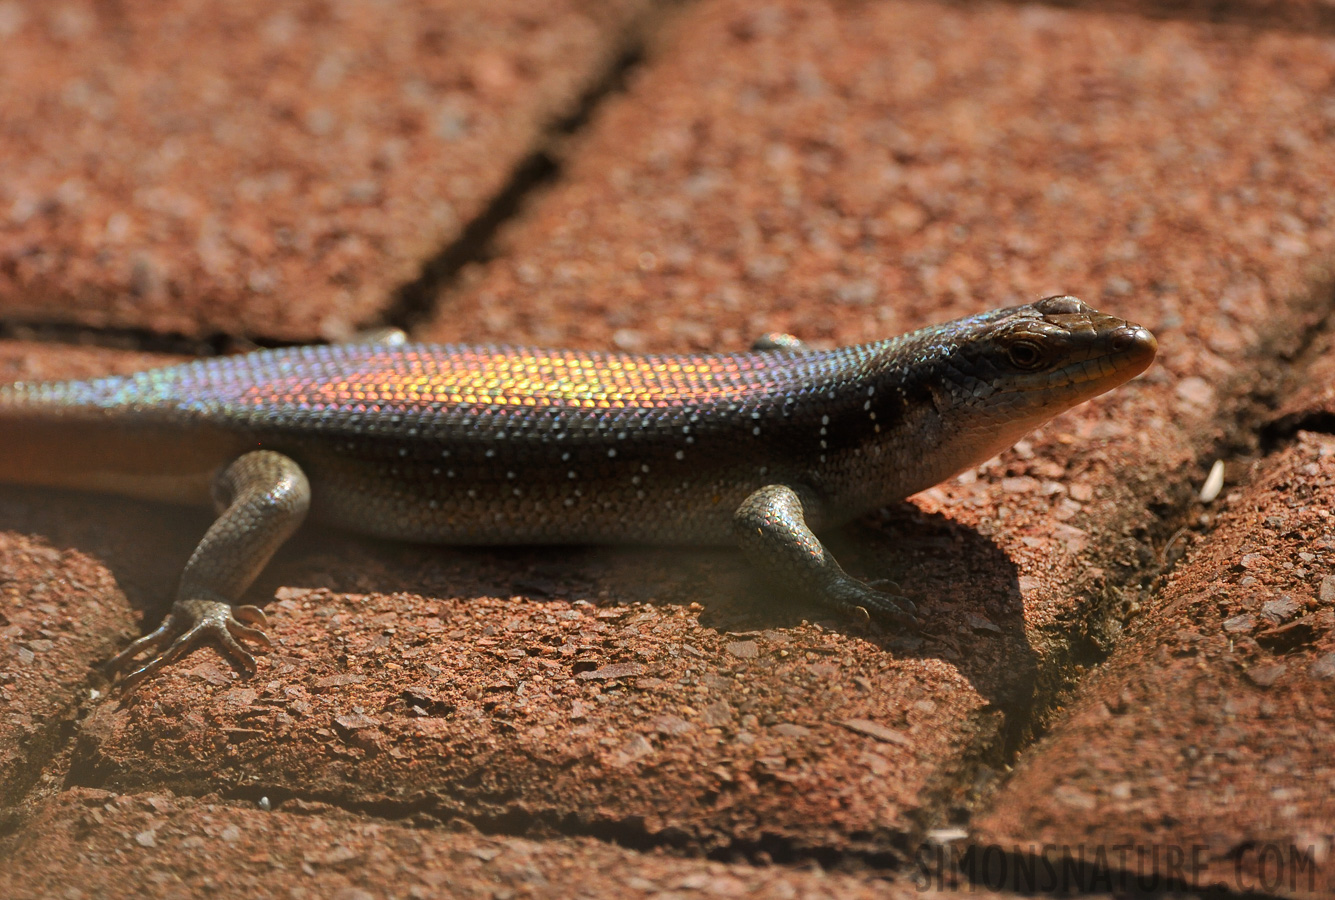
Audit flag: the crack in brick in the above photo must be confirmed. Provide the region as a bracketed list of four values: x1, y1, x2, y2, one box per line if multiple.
[211, 782, 913, 870]
[384, 16, 662, 334]
[996, 0, 1335, 35]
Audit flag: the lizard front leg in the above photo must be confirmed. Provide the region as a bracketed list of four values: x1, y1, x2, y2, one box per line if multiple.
[107, 450, 310, 687]
[733, 484, 917, 625]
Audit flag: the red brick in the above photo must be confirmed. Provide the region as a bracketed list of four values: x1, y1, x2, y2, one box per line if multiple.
[974, 432, 1335, 898]
[0, 0, 648, 340]
[4, 0, 1335, 885]
[41, 0, 1335, 862]
[428, 0, 1335, 360]
[74, 538, 1008, 855]
[0, 788, 948, 900]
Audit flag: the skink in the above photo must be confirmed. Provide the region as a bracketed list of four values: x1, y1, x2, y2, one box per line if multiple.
[0, 295, 1155, 685]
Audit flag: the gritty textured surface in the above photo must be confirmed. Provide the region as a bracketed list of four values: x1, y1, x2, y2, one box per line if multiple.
[0, 789, 949, 900]
[973, 432, 1335, 897]
[428, 0, 1335, 358]
[1270, 326, 1335, 435]
[1, 0, 1335, 892]
[74, 553, 997, 856]
[0, 532, 128, 806]
[0, 0, 647, 340]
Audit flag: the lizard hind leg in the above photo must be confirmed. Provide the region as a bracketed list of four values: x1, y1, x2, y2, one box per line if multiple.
[732, 484, 917, 626]
[106, 450, 310, 688]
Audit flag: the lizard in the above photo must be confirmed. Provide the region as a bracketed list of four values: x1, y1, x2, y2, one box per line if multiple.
[0, 295, 1155, 686]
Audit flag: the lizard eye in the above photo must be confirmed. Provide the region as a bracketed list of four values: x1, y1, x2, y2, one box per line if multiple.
[1006, 340, 1045, 369]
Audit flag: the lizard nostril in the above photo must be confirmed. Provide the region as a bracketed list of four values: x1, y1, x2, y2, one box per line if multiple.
[1110, 326, 1153, 354]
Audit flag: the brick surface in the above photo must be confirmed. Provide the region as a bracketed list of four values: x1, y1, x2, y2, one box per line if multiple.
[427, 0, 1335, 357]
[0, 789, 943, 900]
[1270, 327, 1335, 434]
[73, 533, 1016, 857]
[0, 530, 126, 806]
[0, 0, 647, 340]
[1, 0, 1335, 893]
[973, 431, 1335, 897]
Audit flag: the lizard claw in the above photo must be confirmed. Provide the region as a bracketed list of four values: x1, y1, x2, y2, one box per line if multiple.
[830, 577, 918, 628]
[106, 597, 273, 689]
[859, 593, 918, 628]
[234, 604, 269, 628]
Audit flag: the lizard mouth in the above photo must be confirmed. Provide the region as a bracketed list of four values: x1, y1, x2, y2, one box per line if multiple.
[1028, 296, 1157, 384]
[1049, 322, 1157, 393]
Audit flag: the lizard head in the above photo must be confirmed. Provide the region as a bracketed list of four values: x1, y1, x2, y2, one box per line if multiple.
[953, 294, 1156, 410]
[902, 295, 1157, 475]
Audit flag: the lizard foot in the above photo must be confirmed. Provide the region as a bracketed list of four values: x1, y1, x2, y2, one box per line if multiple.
[106, 597, 272, 688]
[828, 576, 918, 628]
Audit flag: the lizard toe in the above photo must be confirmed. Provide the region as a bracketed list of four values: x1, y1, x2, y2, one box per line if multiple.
[105, 616, 180, 676]
[226, 617, 273, 649]
[844, 583, 918, 627]
[865, 577, 904, 596]
[112, 597, 271, 689]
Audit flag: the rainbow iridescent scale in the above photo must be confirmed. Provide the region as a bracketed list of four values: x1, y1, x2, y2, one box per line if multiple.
[245, 347, 792, 412]
[85, 343, 890, 434]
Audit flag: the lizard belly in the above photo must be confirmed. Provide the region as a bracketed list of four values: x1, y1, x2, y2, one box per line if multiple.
[302, 457, 758, 546]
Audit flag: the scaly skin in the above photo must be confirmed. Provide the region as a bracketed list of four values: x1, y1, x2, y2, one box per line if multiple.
[0, 295, 1156, 685]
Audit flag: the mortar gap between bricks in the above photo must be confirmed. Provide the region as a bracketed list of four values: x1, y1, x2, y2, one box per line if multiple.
[1261, 283, 1335, 450]
[0, 319, 243, 358]
[985, 0, 1335, 35]
[213, 783, 915, 874]
[1268, 410, 1335, 440]
[0, 654, 132, 810]
[0, 706, 82, 811]
[975, 490, 1189, 774]
[382, 30, 655, 335]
